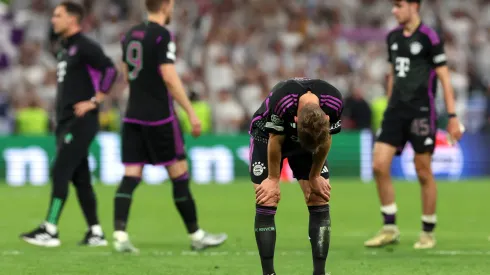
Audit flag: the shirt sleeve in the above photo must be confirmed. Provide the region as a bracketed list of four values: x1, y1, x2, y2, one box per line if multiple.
[321, 92, 343, 135]
[387, 32, 394, 64]
[263, 82, 296, 135]
[429, 37, 447, 68]
[329, 109, 343, 135]
[81, 39, 117, 94]
[157, 29, 176, 65]
[120, 33, 127, 63]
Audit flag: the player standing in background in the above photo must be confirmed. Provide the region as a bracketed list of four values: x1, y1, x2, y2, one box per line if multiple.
[21, 1, 117, 247]
[364, 0, 463, 249]
[113, 0, 227, 253]
[250, 78, 342, 275]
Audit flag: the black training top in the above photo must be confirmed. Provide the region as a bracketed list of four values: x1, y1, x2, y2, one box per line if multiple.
[55, 32, 117, 122]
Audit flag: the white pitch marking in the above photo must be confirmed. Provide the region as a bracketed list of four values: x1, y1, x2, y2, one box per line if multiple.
[3, 250, 490, 257]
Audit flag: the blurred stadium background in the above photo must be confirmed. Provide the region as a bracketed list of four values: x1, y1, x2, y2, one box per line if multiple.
[1, 0, 490, 274]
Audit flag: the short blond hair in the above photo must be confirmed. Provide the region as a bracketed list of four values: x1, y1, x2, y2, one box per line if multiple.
[297, 103, 330, 152]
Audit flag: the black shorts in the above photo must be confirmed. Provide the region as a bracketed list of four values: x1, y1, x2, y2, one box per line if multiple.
[376, 108, 437, 155]
[121, 120, 186, 166]
[249, 138, 329, 184]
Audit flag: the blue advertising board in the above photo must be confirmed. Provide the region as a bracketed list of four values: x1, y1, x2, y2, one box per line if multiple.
[391, 131, 490, 181]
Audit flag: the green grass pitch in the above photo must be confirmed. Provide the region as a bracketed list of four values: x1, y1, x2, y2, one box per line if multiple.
[1, 179, 489, 274]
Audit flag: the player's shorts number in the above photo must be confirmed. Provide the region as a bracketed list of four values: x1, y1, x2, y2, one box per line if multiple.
[126, 41, 143, 80]
[411, 118, 430, 136]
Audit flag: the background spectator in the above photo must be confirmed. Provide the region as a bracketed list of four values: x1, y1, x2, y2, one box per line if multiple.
[1, 0, 488, 135]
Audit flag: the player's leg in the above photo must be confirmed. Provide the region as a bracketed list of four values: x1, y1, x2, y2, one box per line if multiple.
[251, 138, 279, 275]
[166, 159, 226, 250]
[166, 161, 198, 234]
[364, 113, 406, 247]
[72, 156, 107, 246]
[373, 142, 398, 223]
[63, 116, 107, 246]
[413, 153, 437, 249]
[410, 117, 437, 249]
[162, 122, 227, 250]
[289, 156, 330, 275]
[113, 123, 145, 253]
[21, 118, 95, 247]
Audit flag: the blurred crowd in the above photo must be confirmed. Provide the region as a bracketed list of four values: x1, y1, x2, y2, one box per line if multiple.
[1, 0, 489, 136]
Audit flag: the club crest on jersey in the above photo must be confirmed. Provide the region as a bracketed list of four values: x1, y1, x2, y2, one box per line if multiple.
[252, 162, 266, 176]
[69, 46, 78, 56]
[391, 43, 398, 51]
[410, 42, 423, 55]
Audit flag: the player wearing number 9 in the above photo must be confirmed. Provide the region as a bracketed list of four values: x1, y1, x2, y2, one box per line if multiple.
[113, 0, 227, 253]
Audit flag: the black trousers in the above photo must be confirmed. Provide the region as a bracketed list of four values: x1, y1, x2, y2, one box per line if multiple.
[46, 111, 100, 226]
[54, 112, 99, 178]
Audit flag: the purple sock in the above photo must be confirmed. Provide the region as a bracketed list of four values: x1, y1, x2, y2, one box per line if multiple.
[422, 221, 436, 232]
[382, 212, 396, 225]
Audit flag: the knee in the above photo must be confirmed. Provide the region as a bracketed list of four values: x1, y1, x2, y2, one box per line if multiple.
[305, 192, 328, 206]
[167, 160, 188, 179]
[372, 158, 390, 177]
[116, 176, 140, 194]
[258, 200, 279, 208]
[124, 165, 143, 178]
[301, 185, 328, 205]
[258, 192, 281, 207]
[415, 163, 432, 184]
[253, 182, 280, 207]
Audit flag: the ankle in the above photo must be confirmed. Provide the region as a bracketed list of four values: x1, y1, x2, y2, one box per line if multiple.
[113, 230, 128, 241]
[90, 224, 103, 236]
[43, 221, 57, 235]
[190, 229, 205, 241]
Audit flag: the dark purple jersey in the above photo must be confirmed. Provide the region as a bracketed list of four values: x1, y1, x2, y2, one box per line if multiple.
[250, 78, 343, 146]
[387, 23, 447, 113]
[121, 22, 176, 123]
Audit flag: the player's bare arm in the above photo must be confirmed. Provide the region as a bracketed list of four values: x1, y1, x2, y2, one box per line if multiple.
[435, 65, 463, 141]
[121, 62, 129, 84]
[267, 133, 285, 180]
[309, 135, 332, 178]
[160, 64, 201, 137]
[255, 133, 284, 205]
[308, 135, 332, 202]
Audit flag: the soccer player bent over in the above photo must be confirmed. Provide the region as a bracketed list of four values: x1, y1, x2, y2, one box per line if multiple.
[249, 78, 343, 275]
[364, 0, 463, 249]
[112, 0, 227, 253]
[21, 1, 117, 247]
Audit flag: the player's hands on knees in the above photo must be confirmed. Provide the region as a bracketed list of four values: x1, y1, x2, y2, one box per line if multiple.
[189, 113, 202, 138]
[308, 176, 331, 202]
[255, 177, 280, 205]
[447, 117, 463, 142]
